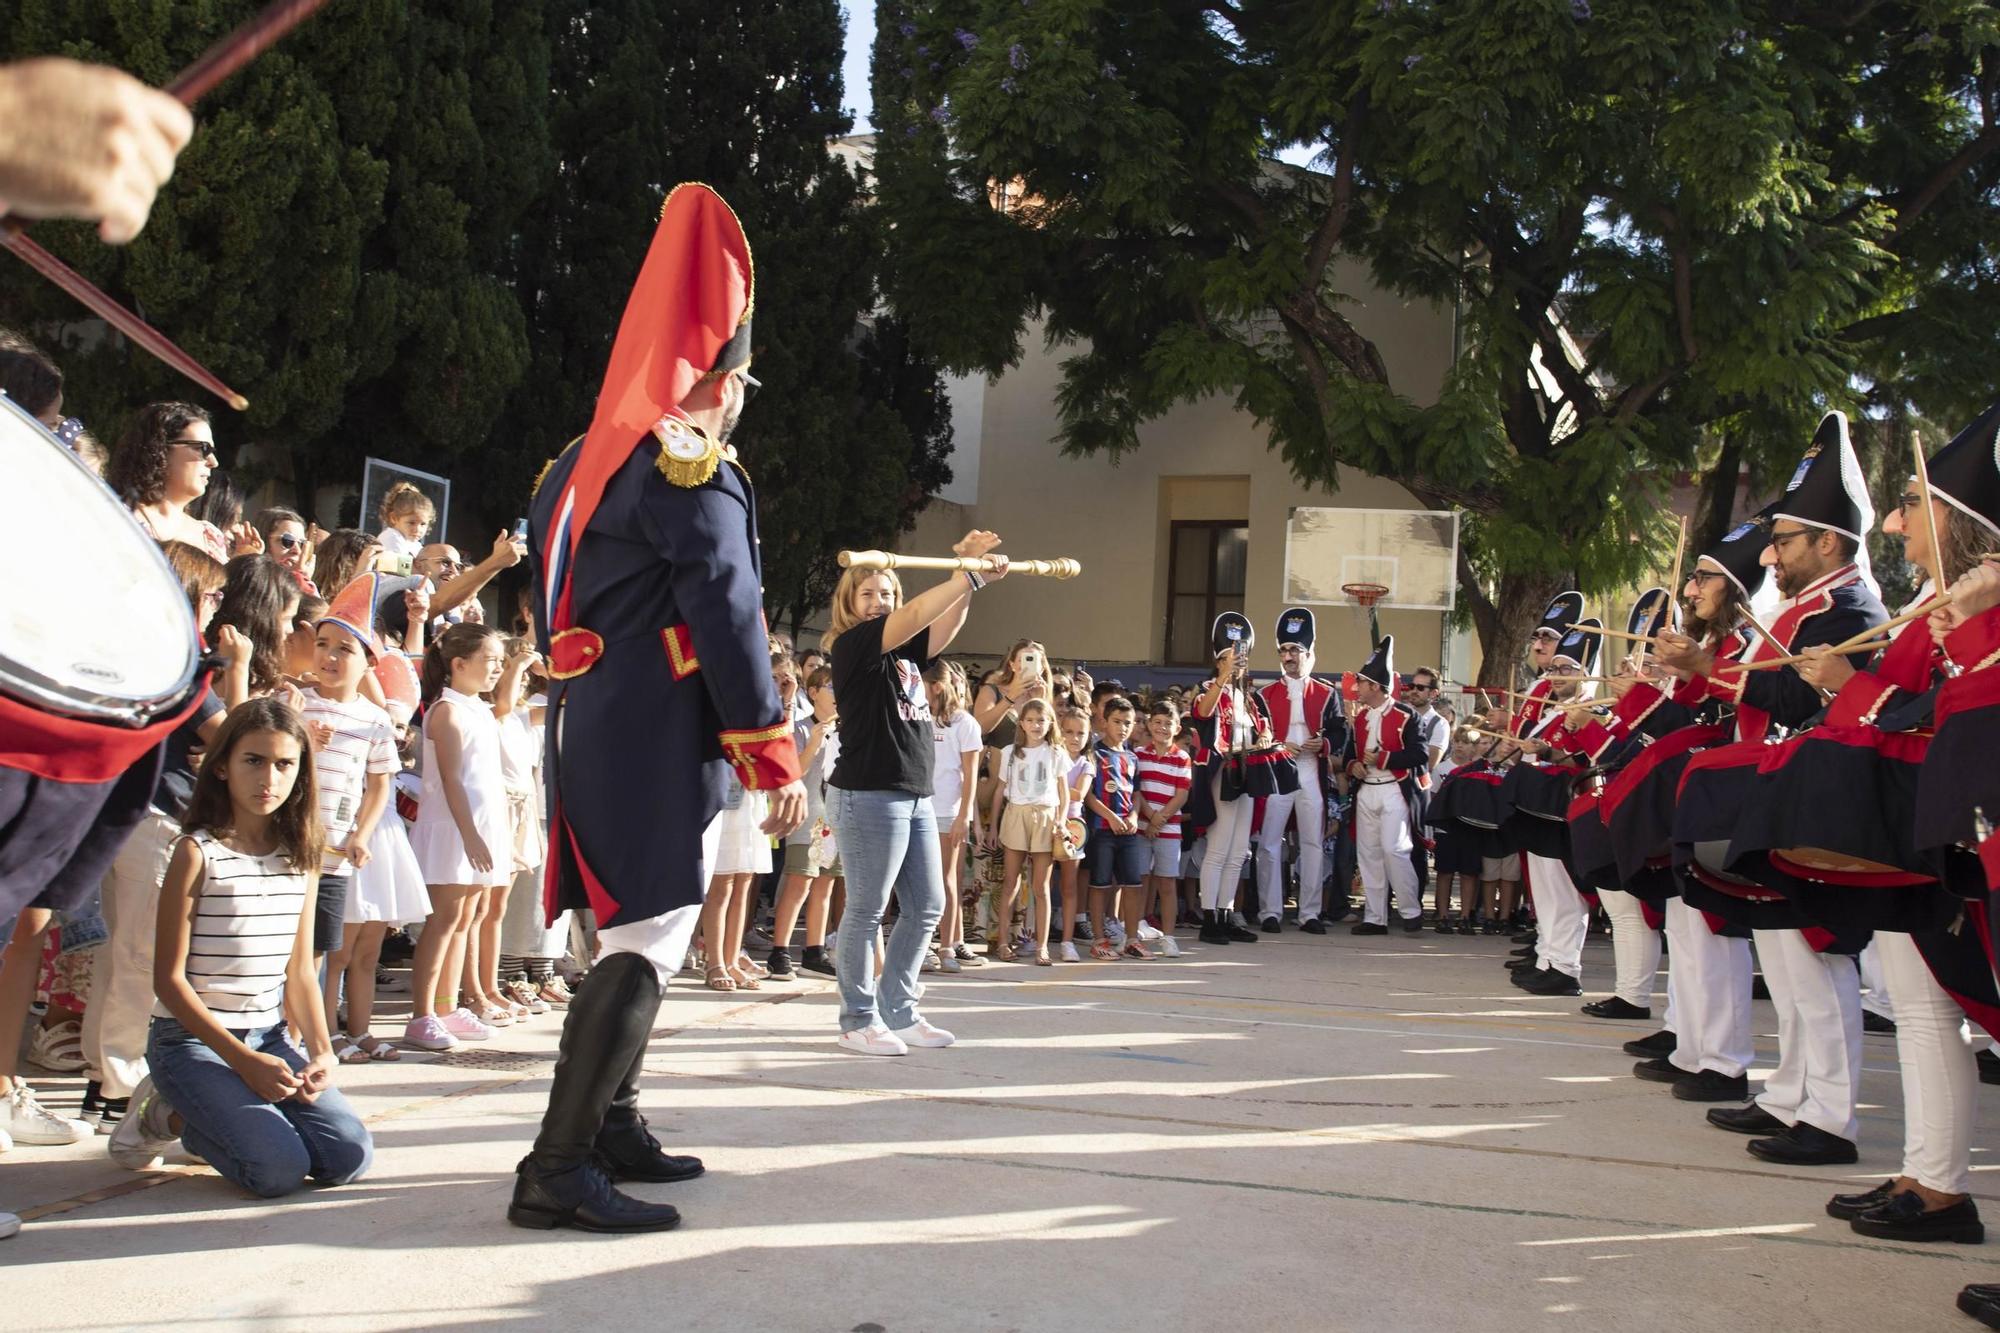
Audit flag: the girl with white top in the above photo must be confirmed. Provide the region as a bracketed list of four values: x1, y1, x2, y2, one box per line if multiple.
[374, 480, 434, 566]
[1055, 707, 1093, 962]
[402, 624, 511, 1052]
[984, 698, 1066, 965]
[459, 639, 544, 1026]
[927, 661, 983, 972]
[109, 699, 373, 1196]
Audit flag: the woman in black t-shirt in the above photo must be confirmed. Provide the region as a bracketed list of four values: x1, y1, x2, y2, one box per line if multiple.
[824, 531, 1007, 1055]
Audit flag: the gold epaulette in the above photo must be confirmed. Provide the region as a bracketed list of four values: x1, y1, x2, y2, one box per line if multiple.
[530, 435, 584, 498]
[652, 416, 722, 488]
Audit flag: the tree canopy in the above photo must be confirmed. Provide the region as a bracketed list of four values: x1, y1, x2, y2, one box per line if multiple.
[871, 0, 2000, 676]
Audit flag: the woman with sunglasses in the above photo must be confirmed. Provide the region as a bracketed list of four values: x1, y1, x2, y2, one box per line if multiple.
[108, 401, 228, 562]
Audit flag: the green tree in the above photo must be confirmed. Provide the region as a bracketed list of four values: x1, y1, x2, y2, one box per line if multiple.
[497, 0, 954, 626]
[872, 0, 2000, 680]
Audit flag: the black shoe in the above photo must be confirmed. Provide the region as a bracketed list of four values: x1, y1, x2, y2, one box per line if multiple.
[1959, 1285, 2000, 1331]
[1350, 922, 1389, 936]
[766, 946, 795, 980]
[799, 946, 837, 977]
[80, 1080, 104, 1122]
[1850, 1191, 1984, 1244]
[1672, 1069, 1750, 1102]
[1300, 918, 1326, 935]
[1981, 1049, 2000, 1086]
[1511, 930, 1538, 945]
[1481, 921, 1506, 935]
[1225, 916, 1259, 942]
[1579, 997, 1651, 1021]
[1861, 1009, 1896, 1035]
[1624, 1030, 1676, 1058]
[1323, 902, 1355, 924]
[1400, 916, 1424, 933]
[1433, 918, 1458, 933]
[1507, 956, 1539, 972]
[1509, 945, 1537, 958]
[1516, 967, 1581, 997]
[1199, 910, 1232, 945]
[596, 1118, 707, 1184]
[1261, 916, 1281, 934]
[1825, 1179, 1898, 1220]
[1632, 1056, 1682, 1083]
[1706, 1102, 1787, 1136]
[1750, 973, 1770, 1001]
[509, 1157, 682, 1233]
[1746, 1122, 1858, 1166]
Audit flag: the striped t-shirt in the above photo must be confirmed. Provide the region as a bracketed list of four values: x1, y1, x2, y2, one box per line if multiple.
[300, 688, 400, 874]
[154, 829, 308, 1030]
[1135, 744, 1193, 840]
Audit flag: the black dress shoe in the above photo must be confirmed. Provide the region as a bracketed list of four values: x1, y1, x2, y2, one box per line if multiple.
[1261, 915, 1282, 934]
[1825, 1179, 1898, 1220]
[1509, 945, 1537, 958]
[1706, 1102, 1786, 1136]
[1981, 1049, 2000, 1086]
[1959, 1284, 2000, 1331]
[1850, 1191, 1984, 1244]
[596, 1117, 706, 1184]
[1400, 916, 1424, 933]
[1519, 968, 1582, 996]
[509, 1158, 683, 1232]
[1351, 922, 1389, 936]
[1672, 1069, 1750, 1102]
[1226, 918, 1260, 942]
[1632, 1056, 1682, 1083]
[1300, 918, 1327, 935]
[1746, 1122, 1858, 1166]
[1624, 1030, 1676, 1058]
[1861, 1010, 1896, 1035]
[1511, 930, 1538, 945]
[1580, 997, 1651, 1020]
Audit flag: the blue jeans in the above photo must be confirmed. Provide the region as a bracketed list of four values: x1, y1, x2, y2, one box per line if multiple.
[146, 1017, 373, 1198]
[827, 786, 944, 1033]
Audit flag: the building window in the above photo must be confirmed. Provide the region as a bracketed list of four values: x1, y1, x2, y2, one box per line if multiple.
[1165, 520, 1248, 666]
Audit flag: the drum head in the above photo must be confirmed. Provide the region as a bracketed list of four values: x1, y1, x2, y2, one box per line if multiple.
[0, 396, 198, 723]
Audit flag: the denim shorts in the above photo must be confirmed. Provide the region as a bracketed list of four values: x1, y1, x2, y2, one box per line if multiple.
[1086, 831, 1148, 888]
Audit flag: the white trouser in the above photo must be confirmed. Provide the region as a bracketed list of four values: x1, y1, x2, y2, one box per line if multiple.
[1752, 928, 1862, 1141]
[1199, 775, 1256, 912]
[1256, 760, 1325, 921]
[1665, 898, 1754, 1077]
[1878, 930, 1978, 1195]
[1355, 780, 1421, 924]
[594, 815, 719, 986]
[81, 809, 178, 1099]
[1859, 940, 1894, 1021]
[1526, 854, 1587, 979]
[1599, 888, 1659, 1007]
[1662, 958, 1679, 1034]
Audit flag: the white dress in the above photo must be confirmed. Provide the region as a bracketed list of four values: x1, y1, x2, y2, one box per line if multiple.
[407, 688, 513, 887]
[711, 770, 772, 877]
[348, 805, 431, 925]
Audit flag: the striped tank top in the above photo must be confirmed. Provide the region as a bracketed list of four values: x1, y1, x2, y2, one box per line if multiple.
[153, 829, 309, 1030]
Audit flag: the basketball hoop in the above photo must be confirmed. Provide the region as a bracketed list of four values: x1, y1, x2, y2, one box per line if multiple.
[1342, 581, 1390, 647]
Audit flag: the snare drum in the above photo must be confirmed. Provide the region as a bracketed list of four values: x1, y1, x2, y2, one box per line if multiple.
[0, 394, 199, 728]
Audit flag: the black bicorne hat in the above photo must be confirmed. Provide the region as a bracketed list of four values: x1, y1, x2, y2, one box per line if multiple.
[1533, 591, 1584, 641]
[1275, 606, 1316, 651]
[1626, 586, 1679, 638]
[1696, 504, 1775, 600]
[1771, 411, 1872, 544]
[1553, 618, 1602, 675]
[1359, 633, 1395, 689]
[1925, 399, 2000, 542]
[1211, 610, 1255, 658]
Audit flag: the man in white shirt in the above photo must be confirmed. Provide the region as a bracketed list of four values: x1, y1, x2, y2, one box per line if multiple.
[1254, 608, 1339, 934]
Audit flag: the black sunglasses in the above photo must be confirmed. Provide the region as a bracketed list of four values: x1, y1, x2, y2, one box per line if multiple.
[169, 437, 218, 460]
[275, 533, 304, 550]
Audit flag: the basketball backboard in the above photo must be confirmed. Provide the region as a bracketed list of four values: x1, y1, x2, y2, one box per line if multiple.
[360, 457, 451, 548]
[1282, 506, 1459, 612]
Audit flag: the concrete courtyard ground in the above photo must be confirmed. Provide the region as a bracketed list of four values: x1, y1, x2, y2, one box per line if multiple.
[3, 925, 1996, 1332]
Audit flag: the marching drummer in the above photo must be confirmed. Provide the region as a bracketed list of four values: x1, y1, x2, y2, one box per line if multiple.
[1253, 608, 1343, 934]
[1341, 635, 1427, 934]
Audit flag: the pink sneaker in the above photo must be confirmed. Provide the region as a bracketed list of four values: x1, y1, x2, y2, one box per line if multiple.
[888, 1018, 956, 1048]
[402, 1014, 459, 1052]
[441, 1008, 493, 1042]
[836, 1024, 909, 1056]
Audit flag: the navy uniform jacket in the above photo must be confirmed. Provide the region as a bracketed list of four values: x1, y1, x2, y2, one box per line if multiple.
[1740, 580, 1887, 731]
[528, 436, 798, 929]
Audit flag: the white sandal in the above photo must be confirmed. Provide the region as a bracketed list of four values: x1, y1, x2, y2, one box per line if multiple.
[332, 1036, 370, 1065]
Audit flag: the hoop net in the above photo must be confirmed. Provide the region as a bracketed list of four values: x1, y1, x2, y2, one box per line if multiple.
[1343, 581, 1390, 649]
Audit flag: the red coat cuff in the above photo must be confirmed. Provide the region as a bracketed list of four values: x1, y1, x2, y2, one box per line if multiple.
[1825, 671, 1897, 728]
[720, 722, 803, 791]
[1945, 607, 2000, 670]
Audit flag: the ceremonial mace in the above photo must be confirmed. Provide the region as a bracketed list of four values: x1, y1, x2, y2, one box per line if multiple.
[0, 0, 329, 410]
[838, 550, 1083, 580]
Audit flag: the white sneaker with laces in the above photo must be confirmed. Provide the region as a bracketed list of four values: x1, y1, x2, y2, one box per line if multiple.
[0, 1081, 89, 1145]
[1157, 935, 1183, 958]
[1060, 941, 1080, 962]
[1137, 921, 1163, 941]
[889, 1018, 956, 1048]
[940, 952, 961, 973]
[0, 1210, 17, 1240]
[836, 1024, 909, 1056]
[0, 1124, 12, 1152]
[107, 1076, 176, 1169]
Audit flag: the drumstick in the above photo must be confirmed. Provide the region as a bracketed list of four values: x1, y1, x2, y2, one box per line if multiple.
[1572, 624, 1657, 645]
[0, 222, 249, 410]
[1645, 514, 1689, 675]
[1912, 430, 1950, 604]
[166, 0, 330, 102]
[838, 550, 1082, 579]
[1715, 638, 1897, 672]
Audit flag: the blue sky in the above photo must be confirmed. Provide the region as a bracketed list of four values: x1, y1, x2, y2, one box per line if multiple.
[841, 4, 876, 131]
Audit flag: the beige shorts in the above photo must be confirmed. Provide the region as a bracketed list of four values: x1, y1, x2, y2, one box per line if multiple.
[1481, 854, 1522, 882]
[1000, 802, 1060, 855]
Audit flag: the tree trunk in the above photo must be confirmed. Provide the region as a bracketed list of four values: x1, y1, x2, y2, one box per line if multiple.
[1466, 569, 1562, 691]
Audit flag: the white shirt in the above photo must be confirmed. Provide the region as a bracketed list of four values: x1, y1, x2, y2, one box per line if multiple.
[1000, 742, 1064, 809]
[1360, 700, 1400, 779]
[1413, 705, 1448, 768]
[929, 711, 983, 821]
[1283, 675, 1309, 745]
[377, 527, 423, 561]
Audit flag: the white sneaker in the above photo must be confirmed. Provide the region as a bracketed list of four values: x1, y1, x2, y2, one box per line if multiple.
[837, 1025, 909, 1056]
[921, 949, 944, 974]
[1157, 935, 1183, 958]
[940, 952, 961, 973]
[0, 1210, 17, 1241]
[1105, 920, 1128, 946]
[1059, 941, 1080, 962]
[1137, 921, 1163, 941]
[0, 1082, 89, 1146]
[0, 1124, 12, 1152]
[889, 1018, 956, 1048]
[107, 1076, 176, 1169]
